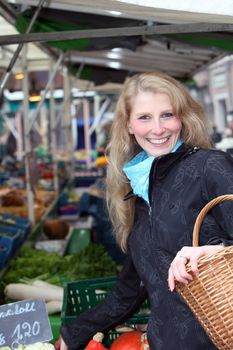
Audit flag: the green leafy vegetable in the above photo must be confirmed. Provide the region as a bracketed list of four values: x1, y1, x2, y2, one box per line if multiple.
[1, 244, 119, 289]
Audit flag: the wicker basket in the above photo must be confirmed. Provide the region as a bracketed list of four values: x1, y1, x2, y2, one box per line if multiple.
[176, 194, 233, 350]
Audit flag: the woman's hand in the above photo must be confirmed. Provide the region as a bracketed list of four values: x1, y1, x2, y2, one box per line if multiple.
[54, 337, 69, 350]
[168, 245, 224, 292]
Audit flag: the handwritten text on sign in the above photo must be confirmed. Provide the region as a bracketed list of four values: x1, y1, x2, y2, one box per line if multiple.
[0, 299, 52, 349]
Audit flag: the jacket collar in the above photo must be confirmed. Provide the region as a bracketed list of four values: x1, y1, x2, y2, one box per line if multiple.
[153, 143, 199, 181]
[124, 144, 200, 201]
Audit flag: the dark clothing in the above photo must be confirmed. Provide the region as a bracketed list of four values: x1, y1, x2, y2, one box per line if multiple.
[211, 130, 222, 144]
[61, 144, 233, 350]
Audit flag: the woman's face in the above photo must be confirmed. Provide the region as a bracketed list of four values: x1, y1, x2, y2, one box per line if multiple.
[127, 91, 182, 157]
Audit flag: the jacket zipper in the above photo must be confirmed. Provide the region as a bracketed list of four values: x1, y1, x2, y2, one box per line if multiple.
[148, 157, 160, 228]
[125, 145, 196, 226]
[147, 146, 195, 228]
[148, 205, 152, 227]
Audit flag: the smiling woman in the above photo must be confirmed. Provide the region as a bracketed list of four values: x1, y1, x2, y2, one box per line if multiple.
[57, 72, 233, 350]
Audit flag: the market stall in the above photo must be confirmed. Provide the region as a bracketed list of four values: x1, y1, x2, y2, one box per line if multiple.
[0, 0, 233, 347]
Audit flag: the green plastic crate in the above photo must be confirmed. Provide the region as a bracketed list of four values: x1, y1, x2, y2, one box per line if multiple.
[61, 276, 150, 347]
[49, 314, 61, 341]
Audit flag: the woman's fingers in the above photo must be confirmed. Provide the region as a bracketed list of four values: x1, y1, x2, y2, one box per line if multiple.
[189, 256, 199, 275]
[54, 337, 69, 350]
[174, 258, 192, 281]
[54, 337, 61, 350]
[60, 338, 69, 350]
[168, 245, 224, 292]
[168, 267, 175, 292]
[168, 254, 193, 291]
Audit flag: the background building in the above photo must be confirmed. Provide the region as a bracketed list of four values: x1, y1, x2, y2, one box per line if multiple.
[195, 55, 233, 135]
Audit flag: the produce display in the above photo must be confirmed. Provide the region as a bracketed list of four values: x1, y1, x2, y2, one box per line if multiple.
[0, 189, 56, 223]
[18, 343, 55, 350]
[111, 331, 149, 350]
[0, 189, 56, 207]
[57, 190, 80, 216]
[0, 212, 31, 269]
[0, 144, 135, 347]
[85, 331, 150, 350]
[0, 244, 119, 306]
[0, 180, 141, 346]
[3, 244, 118, 281]
[4, 280, 63, 314]
[0, 342, 55, 350]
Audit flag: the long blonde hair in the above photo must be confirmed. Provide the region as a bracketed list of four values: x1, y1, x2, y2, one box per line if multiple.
[106, 72, 212, 252]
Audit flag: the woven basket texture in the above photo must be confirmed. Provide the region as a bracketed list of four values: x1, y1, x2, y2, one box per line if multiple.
[176, 194, 233, 350]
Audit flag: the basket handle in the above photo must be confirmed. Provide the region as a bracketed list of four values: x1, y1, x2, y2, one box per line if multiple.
[192, 194, 233, 247]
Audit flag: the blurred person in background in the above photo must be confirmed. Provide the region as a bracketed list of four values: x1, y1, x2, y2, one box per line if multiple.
[215, 111, 233, 154]
[211, 124, 222, 145]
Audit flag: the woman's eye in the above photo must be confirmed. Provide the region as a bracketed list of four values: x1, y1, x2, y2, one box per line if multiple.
[138, 114, 150, 120]
[161, 112, 174, 119]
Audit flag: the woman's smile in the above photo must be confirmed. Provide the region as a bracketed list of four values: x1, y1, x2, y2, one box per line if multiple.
[146, 135, 171, 145]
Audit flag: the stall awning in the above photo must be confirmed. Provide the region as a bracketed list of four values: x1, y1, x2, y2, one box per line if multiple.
[1, 0, 233, 84]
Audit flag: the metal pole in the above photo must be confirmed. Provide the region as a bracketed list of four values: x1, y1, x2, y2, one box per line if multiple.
[22, 45, 35, 224]
[62, 66, 72, 181]
[49, 59, 59, 194]
[1, 23, 233, 46]
[93, 94, 101, 142]
[0, 0, 47, 94]
[27, 52, 64, 133]
[89, 97, 111, 135]
[83, 99, 91, 169]
[54, 62, 86, 128]
[63, 67, 70, 149]
[66, 73, 73, 155]
[15, 111, 23, 160]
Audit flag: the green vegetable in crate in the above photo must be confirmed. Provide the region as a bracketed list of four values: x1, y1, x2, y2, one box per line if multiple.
[1, 247, 65, 285]
[1, 244, 119, 292]
[67, 244, 119, 280]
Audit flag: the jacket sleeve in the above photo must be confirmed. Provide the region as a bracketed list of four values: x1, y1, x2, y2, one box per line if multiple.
[202, 150, 233, 246]
[60, 255, 147, 350]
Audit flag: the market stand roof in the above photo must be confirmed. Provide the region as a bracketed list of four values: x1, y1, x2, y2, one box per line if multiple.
[0, 15, 51, 73]
[1, 0, 233, 86]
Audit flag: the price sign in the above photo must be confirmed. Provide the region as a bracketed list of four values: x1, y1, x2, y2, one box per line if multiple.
[0, 299, 52, 349]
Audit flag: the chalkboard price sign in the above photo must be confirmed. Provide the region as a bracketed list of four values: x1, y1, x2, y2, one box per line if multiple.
[0, 299, 53, 349]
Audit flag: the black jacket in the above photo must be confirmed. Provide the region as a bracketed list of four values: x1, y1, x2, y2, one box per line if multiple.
[61, 144, 233, 350]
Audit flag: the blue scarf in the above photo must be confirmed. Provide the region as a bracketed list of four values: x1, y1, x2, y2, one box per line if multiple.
[123, 139, 183, 204]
